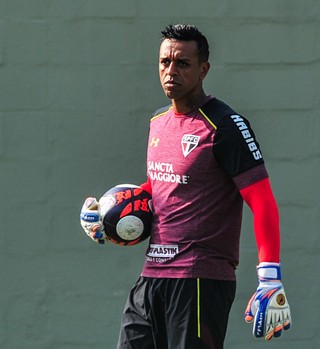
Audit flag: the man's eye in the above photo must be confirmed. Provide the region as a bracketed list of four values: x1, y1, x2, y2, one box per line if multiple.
[161, 59, 170, 66]
[178, 61, 189, 67]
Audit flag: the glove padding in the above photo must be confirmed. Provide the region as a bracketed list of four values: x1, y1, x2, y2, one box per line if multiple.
[245, 262, 291, 340]
[80, 197, 108, 244]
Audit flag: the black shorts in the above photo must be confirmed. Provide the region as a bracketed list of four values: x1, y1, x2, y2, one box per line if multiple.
[117, 277, 236, 349]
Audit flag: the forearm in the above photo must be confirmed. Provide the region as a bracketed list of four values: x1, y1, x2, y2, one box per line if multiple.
[240, 178, 280, 263]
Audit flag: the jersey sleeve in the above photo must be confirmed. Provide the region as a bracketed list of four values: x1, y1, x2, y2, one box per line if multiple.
[140, 177, 152, 195]
[240, 178, 280, 263]
[213, 114, 264, 178]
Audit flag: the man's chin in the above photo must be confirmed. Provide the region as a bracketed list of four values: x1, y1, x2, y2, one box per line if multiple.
[164, 90, 180, 100]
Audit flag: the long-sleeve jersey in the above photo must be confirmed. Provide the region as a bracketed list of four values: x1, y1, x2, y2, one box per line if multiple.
[141, 97, 270, 280]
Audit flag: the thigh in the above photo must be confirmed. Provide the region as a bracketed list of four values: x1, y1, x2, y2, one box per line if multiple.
[198, 279, 236, 349]
[117, 277, 154, 349]
[117, 277, 236, 349]
[165, 278, 236, 349]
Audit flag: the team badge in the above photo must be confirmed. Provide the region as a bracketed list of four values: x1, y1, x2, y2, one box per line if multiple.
[181, 134, 200, 157]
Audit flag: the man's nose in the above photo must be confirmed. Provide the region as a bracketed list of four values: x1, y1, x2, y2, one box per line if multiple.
[167, 62, 177, 75]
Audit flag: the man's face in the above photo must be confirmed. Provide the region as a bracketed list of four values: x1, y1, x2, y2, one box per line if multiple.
[159, 39, 209, 101]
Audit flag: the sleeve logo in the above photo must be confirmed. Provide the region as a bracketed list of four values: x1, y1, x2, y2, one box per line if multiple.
[230, 115, 263, 161]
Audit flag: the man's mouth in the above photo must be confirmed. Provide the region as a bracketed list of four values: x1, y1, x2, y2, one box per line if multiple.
[165, 80, 179, 87]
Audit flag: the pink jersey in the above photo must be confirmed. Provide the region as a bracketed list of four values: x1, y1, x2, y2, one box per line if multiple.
[141, 97, 268, 280]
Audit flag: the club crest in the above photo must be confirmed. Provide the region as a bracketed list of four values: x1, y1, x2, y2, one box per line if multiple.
[181, 134, 200, 157]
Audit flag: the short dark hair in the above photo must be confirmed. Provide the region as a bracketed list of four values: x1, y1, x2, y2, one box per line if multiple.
[161, 24, 210, 62]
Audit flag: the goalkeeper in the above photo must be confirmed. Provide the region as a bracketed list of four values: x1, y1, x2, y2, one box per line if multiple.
[81, 24, 291, 348]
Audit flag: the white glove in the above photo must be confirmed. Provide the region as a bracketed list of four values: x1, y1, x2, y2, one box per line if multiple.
[245, 262, 291, 340]
[80, 197, 108, 244]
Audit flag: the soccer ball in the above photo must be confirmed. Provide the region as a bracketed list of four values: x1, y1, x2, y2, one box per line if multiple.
[99, 184, 152, 246]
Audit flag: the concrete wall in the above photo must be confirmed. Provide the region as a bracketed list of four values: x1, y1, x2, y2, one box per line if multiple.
[0, 1, 319, 348]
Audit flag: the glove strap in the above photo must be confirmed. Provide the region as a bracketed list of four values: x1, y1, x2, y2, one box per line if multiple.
[257, 262, 281, 281]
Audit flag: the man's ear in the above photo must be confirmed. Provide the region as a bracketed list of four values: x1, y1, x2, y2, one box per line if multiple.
[200, 62, 210, 80]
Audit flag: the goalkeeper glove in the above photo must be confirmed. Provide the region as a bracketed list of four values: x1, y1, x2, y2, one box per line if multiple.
[80, 197, 107, 244]
[245, 262, 291, 340]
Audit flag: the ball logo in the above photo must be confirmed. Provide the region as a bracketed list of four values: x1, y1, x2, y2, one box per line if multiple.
[181, 134, 200, 157]
[116, 215, 144, 240]
[120, 198, 151, 218]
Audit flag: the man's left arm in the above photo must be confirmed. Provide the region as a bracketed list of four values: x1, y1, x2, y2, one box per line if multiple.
[240, 178, 292, 340]
[240, 178, 280, 262]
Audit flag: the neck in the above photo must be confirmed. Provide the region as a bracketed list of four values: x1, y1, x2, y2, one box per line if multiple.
[172, 91, 207, 114]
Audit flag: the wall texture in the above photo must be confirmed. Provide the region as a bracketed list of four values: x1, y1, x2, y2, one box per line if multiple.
[0, 1, 319, 348]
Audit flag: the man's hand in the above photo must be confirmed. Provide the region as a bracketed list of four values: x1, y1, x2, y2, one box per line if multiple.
[80, 197, 107, 244]
[245, 262, 291, 340]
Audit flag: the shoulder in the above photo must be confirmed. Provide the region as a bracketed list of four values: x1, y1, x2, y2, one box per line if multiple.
[202, 99, 265, 176]
[151, 104, 172, 121]
[200, 98, 255, 137]
[199, 98, 237, 128]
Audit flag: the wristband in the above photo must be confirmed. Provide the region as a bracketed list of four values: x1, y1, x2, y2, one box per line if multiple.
[257, 262, 281, 281]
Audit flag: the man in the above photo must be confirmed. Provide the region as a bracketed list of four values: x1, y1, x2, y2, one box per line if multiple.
[81, 24, 291, 349]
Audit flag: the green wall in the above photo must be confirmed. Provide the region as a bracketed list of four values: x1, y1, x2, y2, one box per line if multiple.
[0, 1, 319, 348]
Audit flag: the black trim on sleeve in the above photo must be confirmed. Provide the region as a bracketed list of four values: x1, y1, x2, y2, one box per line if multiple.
[151, 104, 172, 118]
[200, 98, 236, 126]
[200, 98, 265, 177]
